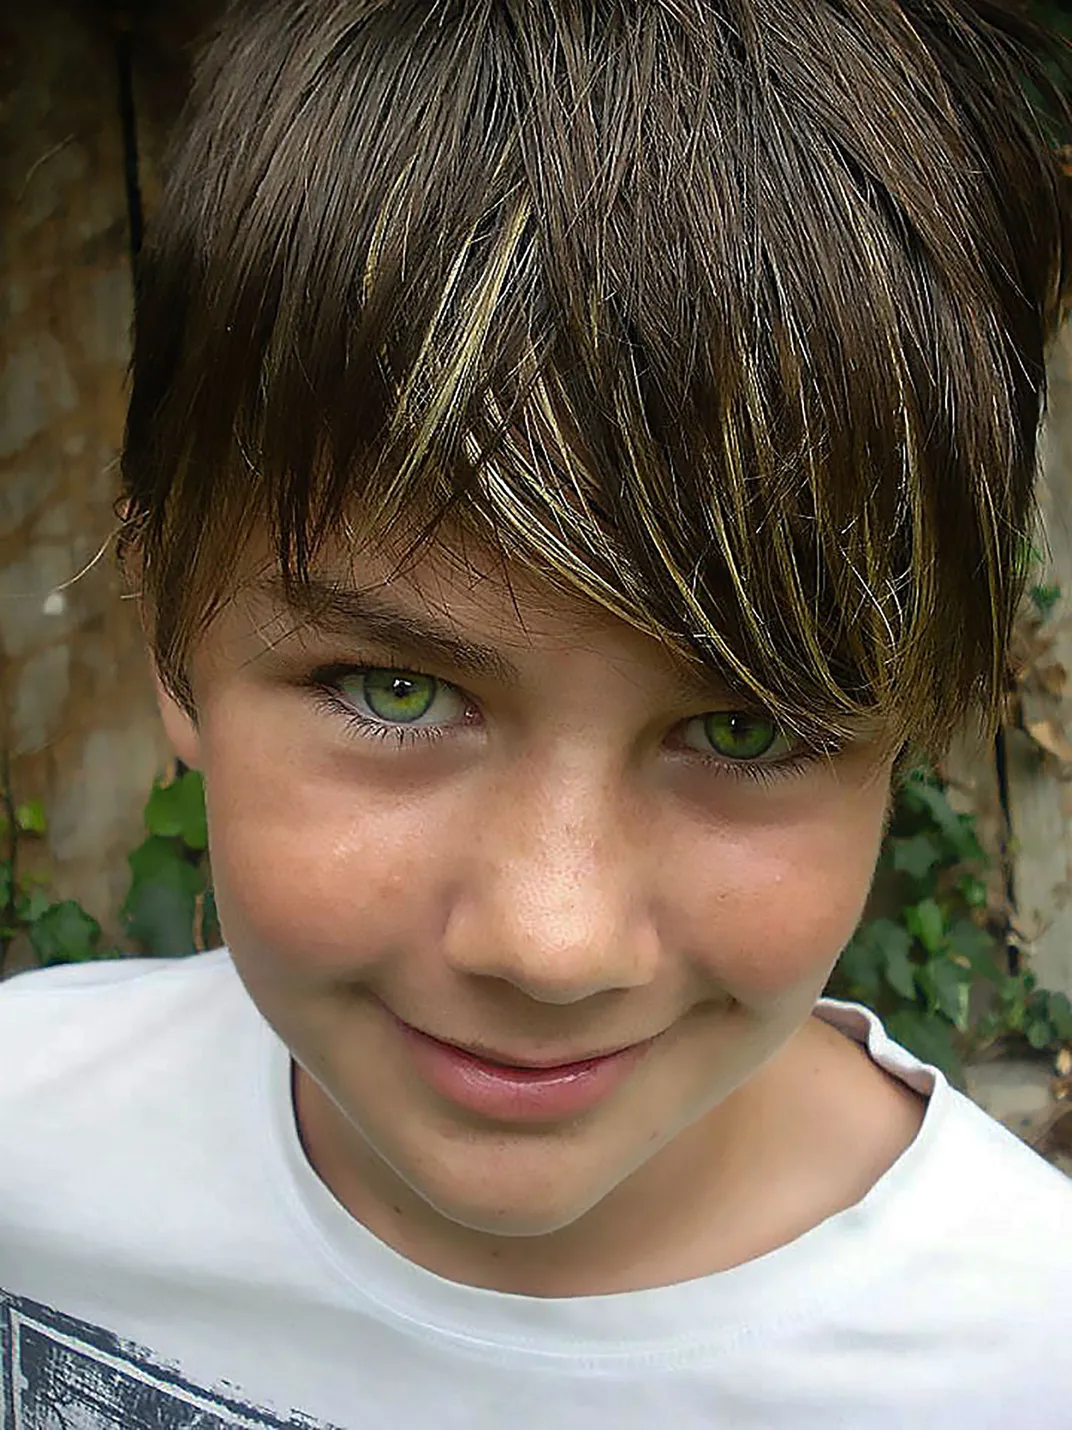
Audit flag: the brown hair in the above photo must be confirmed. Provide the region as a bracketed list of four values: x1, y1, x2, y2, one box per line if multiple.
[121, 0, 1071, 755]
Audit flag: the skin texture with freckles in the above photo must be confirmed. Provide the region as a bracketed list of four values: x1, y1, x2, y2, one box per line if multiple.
[157, 539, 924, 1296]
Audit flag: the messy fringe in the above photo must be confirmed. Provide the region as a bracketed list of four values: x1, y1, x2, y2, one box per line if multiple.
[122, 0, 1072, 756]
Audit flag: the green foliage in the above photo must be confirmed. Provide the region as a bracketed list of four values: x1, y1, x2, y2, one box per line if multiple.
[15, 801, 47, 835]
[1, 768, 217, 974]
[0, 791, 112, 971]
[142, 773, 209, 850]
[122, 771, 216, 956]
[829, 767, 1072, 1084]
[1031, 582, 1063, 620]
[28, 901, 103, 966]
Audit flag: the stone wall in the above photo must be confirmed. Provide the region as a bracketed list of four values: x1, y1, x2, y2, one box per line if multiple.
[1006, 327, 1072, 998]
[1, 2, 169, 938]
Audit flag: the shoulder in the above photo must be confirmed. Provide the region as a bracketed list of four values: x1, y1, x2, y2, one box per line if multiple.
[0, 946, 240, 1019]
[0, 951, 279, 1286]
[0, 950, 251, 1105]
[816, 998, 1072, 1329]
[922, 1084, 1072, 1260]
[848, 1086, 1072, 1412]
[0, 948, 234, 1005]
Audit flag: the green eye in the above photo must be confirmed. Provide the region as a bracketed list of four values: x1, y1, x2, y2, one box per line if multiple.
[702, 711, 779, 760]
[352, 670, 438, 724]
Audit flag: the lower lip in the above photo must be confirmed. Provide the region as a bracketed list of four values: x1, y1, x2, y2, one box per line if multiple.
[395, 1020, 654, 1123]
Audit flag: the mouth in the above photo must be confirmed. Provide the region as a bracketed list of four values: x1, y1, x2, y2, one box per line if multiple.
[405, 1024, 655, 1072]
[389, 1014, 660, 1122]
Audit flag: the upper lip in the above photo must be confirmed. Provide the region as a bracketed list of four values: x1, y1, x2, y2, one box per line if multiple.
[395, 1015, 655, 1069]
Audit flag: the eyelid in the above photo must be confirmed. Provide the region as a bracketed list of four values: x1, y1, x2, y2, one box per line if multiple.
[327, 660, 464, 697]
[309, 656, 466, 695]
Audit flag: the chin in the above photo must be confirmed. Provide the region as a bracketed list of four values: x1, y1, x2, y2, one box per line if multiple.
[417, 1188, 601, 1240]
[392, 1147, 622, 1240]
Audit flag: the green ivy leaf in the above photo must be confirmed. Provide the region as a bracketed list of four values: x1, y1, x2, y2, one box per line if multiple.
[1045, 992, 1072, 1042]
[143, 773, 207, 852]
[833, 940, 882, 999]
[906, 897, 945, 955]
[957, 876, 989, 911]
[881, 932, 918, 1001]
[999, 976, 1029, 1031]
[28, 900, 101, 965]
[1030, 582, 1061, 619]
[871, 917, 911, 957]
[14, 801, 47, 835]
[945, 917, 1001, 979]
[899, 779, 981, 862]
[123, 865, 201, 957]
[126, 835, 201, 887]
[1027, 1018, 1054, 1050]
[835, 919, 897, 999]
[177, 773, 209, 852]
[917, 957, 970, 1029]
[886, 1007, 964, 1083]
[126, 835, 201, 947]
[891, 833, 944, 883]
[124, 880, 197, 957]
[16, 885, 51, 923]
[144, 781, 184, 839]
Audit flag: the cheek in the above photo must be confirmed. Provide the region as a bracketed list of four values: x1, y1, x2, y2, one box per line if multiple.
[202, 732, 455, 980]
[665, 781, 889, 1006]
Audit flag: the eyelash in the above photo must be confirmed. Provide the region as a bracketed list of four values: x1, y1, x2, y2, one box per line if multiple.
[308, 688, 453, 749]
[306, 662, 841, 785]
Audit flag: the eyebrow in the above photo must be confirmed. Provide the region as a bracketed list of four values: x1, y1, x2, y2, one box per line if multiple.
[256, 574, 730, 703]
[257, 575, 523, 685]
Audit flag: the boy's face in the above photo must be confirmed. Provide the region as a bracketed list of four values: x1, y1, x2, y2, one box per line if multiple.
[159, 536, 893, 1240]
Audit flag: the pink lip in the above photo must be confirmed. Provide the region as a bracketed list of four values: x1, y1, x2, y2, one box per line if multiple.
[393, 1018, 656, 1123]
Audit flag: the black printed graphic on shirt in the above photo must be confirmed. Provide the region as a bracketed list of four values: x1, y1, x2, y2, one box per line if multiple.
[0, 1288, 341, 1429]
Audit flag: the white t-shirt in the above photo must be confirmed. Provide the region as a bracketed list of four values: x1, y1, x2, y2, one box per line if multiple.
[0, 950, 1069, 1429]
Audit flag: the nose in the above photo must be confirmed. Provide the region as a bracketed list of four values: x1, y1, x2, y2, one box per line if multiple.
[441, 757, 659, 1003]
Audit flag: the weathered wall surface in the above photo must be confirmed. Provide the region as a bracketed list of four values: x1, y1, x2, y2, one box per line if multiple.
[0, 2, 168, 932]
[1007, 326, 1072, 997]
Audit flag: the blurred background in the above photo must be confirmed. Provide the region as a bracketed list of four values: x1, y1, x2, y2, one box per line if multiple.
[3, 0, 1072, 1158]
[2, 0, 221, 961]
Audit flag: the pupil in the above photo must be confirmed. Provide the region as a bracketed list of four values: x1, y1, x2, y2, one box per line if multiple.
[706, 711, 776, 759]
[364, 670, 436, 722]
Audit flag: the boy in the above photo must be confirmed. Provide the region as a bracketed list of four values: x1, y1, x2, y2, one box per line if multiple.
[2, 0, 1071, 1425]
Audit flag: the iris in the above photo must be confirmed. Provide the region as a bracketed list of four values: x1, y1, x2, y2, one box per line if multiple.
[703, 712, 777, 760]
[351, 671, 438, 724]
